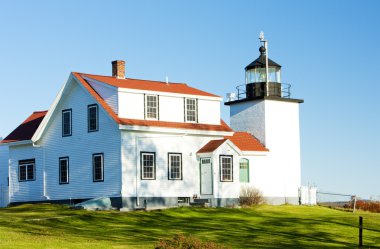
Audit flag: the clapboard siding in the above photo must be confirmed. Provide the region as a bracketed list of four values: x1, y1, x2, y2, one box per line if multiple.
[0, 146, 9, 206]
[86, 77, 119, 114]
[38, 80, 121, 200]
[8, 145, 43, 202]
[121, 131, 224, 198]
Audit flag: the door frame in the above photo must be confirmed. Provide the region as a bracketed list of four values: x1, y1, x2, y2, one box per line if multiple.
[199, 157, 213, 195]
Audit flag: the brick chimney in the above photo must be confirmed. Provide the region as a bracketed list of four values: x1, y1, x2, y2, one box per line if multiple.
[112, 60, 125, 79]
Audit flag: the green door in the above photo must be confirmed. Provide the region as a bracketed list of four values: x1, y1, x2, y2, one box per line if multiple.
[239, 158, 249, 183]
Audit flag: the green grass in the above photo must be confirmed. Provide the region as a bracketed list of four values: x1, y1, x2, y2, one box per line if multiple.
[0, 204, 379, 248]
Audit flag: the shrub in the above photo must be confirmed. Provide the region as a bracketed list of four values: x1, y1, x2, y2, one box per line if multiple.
[344, 200, 380, 213]
[239, 187, 265, 206]
[154, 234, 230, 249]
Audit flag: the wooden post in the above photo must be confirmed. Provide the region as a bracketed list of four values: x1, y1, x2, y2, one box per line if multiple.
[359, 216, 363, 249]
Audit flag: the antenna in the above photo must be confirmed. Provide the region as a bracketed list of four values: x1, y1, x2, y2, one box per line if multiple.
[259, 31, 269, 96]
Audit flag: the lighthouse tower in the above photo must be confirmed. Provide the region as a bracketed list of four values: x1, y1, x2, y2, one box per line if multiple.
[225, 34, 304, 204]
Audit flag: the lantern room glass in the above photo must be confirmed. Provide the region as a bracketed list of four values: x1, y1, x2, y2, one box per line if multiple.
[246, 67, 281, 84]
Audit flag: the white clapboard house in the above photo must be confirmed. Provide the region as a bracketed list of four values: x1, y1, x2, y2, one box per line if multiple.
[0, 45, 303, 209]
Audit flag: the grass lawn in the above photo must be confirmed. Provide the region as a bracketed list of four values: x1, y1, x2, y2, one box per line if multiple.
[0, 204, 379, 248]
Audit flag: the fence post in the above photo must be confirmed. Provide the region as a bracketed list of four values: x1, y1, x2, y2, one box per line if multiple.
[359, 216, 363, 249]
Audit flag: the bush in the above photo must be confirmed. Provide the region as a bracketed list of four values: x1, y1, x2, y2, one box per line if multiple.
[345, 200, 380, 213]
[155, 234, 230, 249]
[239, 187, 265, 206]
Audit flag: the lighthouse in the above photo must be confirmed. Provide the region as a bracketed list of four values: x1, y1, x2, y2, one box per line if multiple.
[225, 33, 304, 204]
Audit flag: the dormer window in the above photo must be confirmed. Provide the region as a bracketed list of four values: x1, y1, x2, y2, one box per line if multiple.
[145, 95, 158, 120]
[185, 98, 197, 122]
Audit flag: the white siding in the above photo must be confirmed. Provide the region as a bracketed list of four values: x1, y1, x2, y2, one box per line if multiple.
[118, 90, 221, 125]
[121, 131, 224, 199]
[210, 143, 240, 199]
[158, 96, 184, 122]
[0, 146, 9, 207]
[8, 145, 43, 203]
[230, 99, 301, 200]
[118, 92, 145, 120]
[37, 80, 121, 201]
[197, 99, 220, 125]
[86, 77, 119, 114]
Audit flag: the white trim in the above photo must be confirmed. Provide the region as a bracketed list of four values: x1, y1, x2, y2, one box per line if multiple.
[119, 124, 233, 136]
[240, 151, 268, 156]
[0, 140, 33, 147]
[118, 87, 221, 101]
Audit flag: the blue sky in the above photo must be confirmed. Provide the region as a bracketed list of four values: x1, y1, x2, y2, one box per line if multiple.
[1, 0, 379, 199]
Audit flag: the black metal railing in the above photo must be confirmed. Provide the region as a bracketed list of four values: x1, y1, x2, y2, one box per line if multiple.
[235, 82, 291, 100]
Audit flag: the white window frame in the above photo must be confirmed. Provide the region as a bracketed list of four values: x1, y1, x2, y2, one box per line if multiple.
[93, 153, 104, 182]
[168, 153, 182, 180]
[220, 155, 233, 182]
[145, 95, 158, 120]
[62, 109, 72, 137]
[185, 98, 197, 123]
[141, 152, 156, 180]
[19, 159, 35, 182]
[59, 157, 69, 184]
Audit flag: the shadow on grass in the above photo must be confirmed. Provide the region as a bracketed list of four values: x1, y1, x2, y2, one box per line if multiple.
[0, 205, 379, 248]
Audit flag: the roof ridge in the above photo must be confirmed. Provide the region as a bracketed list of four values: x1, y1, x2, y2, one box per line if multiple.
[77, 72, 188, 86]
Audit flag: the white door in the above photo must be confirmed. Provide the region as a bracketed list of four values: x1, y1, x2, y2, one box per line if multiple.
[200, 158, 213, 195]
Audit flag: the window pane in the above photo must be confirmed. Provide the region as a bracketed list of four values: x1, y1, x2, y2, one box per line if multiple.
[93, 155, 103, 181]
[169, 154, 181, 180]
[146, 95, 158, 119]
[186, 99, 197, 122]
[60, 159, 68, 183]
[142, 153, 155, 179]
[27, 164, 34, 180]
[63, 110, 71, 136]
[19, 165, 26, 181]
[88, 105, 98, 131]
[221, 157, 232, 181]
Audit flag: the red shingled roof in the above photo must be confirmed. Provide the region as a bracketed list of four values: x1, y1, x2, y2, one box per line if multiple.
[1, 111, 47, 144]
[81, 73, 219, 97]
[197, 132, 268, 153]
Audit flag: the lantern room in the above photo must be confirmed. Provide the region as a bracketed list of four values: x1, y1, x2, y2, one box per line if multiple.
[245, 46, 283, 98]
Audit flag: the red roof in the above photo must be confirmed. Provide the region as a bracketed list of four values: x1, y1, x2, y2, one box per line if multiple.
[73, 72, 232, 132]
[226, 132, 268, 152]
[197, 139, 227, 153]
[81, 73, 219, 97]
[197, 132, 268, 153]
[1, 111, 47, 144]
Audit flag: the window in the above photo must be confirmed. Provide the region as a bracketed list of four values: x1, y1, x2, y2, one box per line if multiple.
[88, 104, 99, 132]
[220, 155, 233, 182]
[59, 157, 69, 184]
[141, 152, 156, 180]
[93, 153, 104, 182]
[62, 109, 72, 136]
[185, 98, 197, 122]
[168, 153, 182, 180]
[19, 159, 35, 182]
[145, 95, 158, 120]
[239, 158, 249, 183]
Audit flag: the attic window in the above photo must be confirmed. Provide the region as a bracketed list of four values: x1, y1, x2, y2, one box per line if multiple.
[185, 98, 197, 122]
[145, 95, 158, 120]
[88, 104, 99, 132]
[62, 109, 72, 137]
